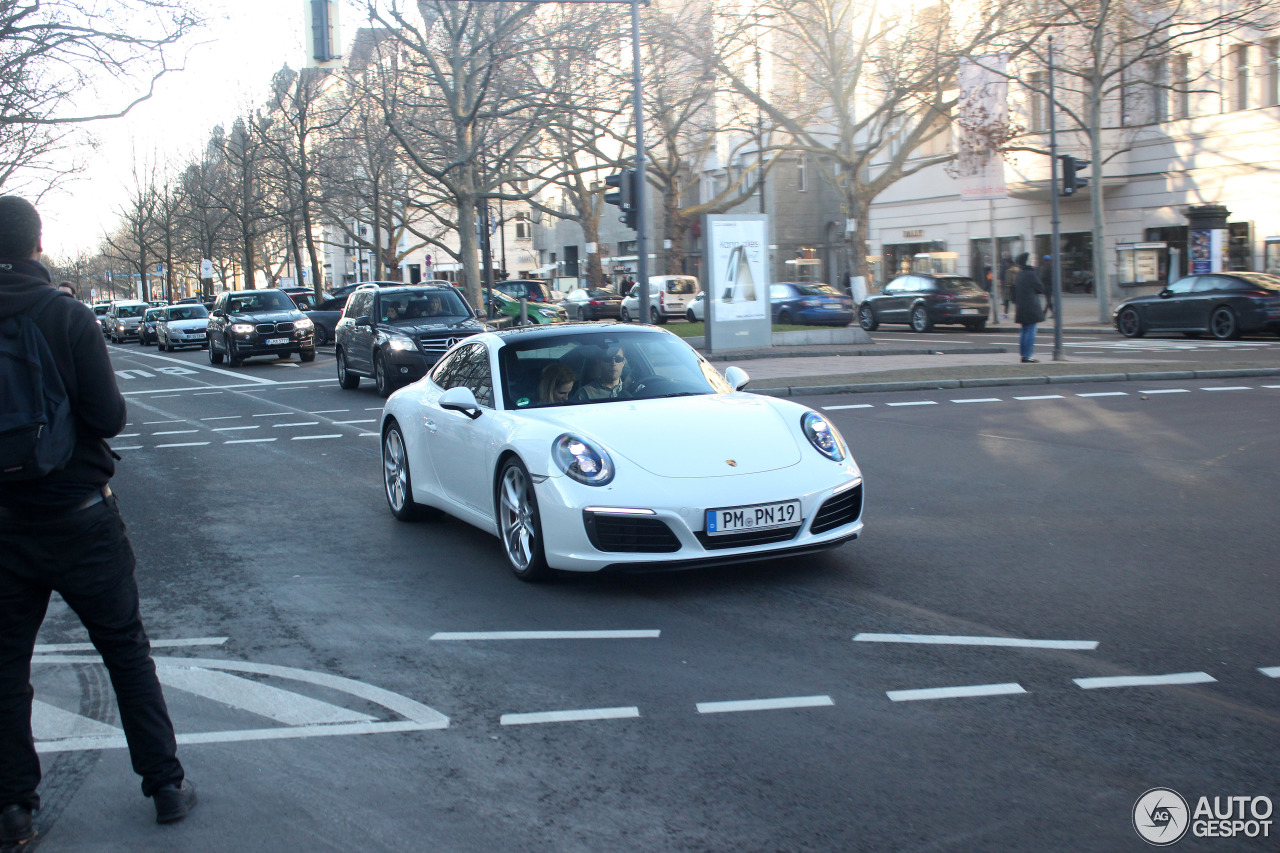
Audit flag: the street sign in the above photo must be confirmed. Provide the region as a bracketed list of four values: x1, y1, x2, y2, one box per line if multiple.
[201, 259, 214, 278]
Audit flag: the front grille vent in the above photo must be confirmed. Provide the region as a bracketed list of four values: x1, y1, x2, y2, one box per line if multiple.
[256, 322, 296, 334]
[810, 484, 863, 535]
[584, 512, 681, 553]
[694, 525, 800, 551]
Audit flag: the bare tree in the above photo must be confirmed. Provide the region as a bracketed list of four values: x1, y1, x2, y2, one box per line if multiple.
[178, 142, 235, 297]
[206, 116, 278, 288]
[1000, 0, 1279, 319]
[102, 155, 160, 301]
[0, 0, 202, 194]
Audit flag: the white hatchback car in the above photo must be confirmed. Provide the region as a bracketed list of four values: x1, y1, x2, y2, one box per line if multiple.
[620, 275, 700, 324]
[379, 324, 864, 581]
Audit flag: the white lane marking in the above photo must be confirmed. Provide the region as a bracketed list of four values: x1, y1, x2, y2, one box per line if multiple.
[333, 419, 376, 424]
[1139, 389, 1190, 394]
[272, 422, 320, 428]
[1259, 667, 1280, 678]
[292, 434, 343, 441]
[151, 429, 199, 436]
[1013, 394, 1064, 401]
[143, 420, 182, 425]
[254, 412, 295, 417]
[34, 637, 228, 653]
[887, 683, 1026, 702]
[854, 633, 1098, 650]
[117, 433, 140, 438]
[113, 446, 143, 451]
[1200, 386, 1251, 391]
[886, 401, 938, 407]
[123, 378, 334, 395]
[823, 404, 874, 410]
[32, 701, 122, 739]
[194, 391, 223, 396]
[307, 409, 350, 414]
[149, 395, 179, 399]
[1077, 392, 1127, 397]
[1074, 672, 1215, 689]
[1263, 385, 1280, 389]
[201, 415, 241, 421]
[500, 707, 640, 726]
[155, 442, 211, 448]
[224, 438, 278, 444]
[951, 397, 1001, 404]
[365, 407, 382, 411]
[213, 425, 259, 432]
[157, 666, 376, 725]
[696, 695, 833, 714]
[430, 630, 661, 641]
[359, 433, 378, 437]
[33, 655, 449, 752]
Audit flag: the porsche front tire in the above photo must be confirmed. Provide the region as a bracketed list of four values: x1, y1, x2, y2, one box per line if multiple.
[496, 457, 549, 582]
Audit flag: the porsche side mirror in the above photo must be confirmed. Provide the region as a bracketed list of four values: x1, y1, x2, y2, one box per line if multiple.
[1158, 289, 1173, 298]
[439, 386, 482, 420]
[724, 365, 750, 391]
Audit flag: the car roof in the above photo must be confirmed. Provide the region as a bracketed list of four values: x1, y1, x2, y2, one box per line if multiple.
[485, 321, 668, 345]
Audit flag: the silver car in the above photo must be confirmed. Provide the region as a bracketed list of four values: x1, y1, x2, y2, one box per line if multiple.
[157, 304, 210, 351]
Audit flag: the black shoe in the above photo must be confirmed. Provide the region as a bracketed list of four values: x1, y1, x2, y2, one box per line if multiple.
[153, 780, 197, 824]
[0, 804, 35, 847]
[1021, 357, 1039, 363]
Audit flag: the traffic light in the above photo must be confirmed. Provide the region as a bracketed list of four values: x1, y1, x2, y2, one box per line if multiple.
[621, 169, 639, 230]
[604, 170, 631, 212]
[1060, 155, 1090, 196]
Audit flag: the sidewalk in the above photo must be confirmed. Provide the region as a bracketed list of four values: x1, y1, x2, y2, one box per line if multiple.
[693, 294, 1280, 397]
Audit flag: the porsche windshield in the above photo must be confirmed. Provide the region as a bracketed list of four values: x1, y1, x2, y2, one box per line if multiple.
[499, 330, 731, 410]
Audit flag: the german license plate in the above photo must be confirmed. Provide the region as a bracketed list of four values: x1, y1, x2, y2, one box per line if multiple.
[705, 500, 800, 535]
[189, 332, 205, 338]
[265, 337, 289, 345]
[961, 308, 982, 315]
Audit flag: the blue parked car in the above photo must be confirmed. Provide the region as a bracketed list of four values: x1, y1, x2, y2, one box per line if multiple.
[770, 282, 854, 326]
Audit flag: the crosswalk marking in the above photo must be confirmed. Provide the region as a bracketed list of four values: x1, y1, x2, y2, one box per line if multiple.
[32, 700, 122, 739]
[157, 666, 376, 725]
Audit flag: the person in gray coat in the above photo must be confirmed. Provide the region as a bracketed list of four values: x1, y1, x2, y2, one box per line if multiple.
[1012, 252, 1045, 363]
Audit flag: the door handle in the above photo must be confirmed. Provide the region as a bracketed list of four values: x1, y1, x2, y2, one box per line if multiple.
[424, 419, 437, 433]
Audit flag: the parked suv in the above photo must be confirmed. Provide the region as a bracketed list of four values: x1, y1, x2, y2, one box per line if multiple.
[104, 300, 150, 342]
[335, 283, 485, 396]
[858, 273, 990, 332]
[207, 288, 316, 366]
[620, 275, 699, 324]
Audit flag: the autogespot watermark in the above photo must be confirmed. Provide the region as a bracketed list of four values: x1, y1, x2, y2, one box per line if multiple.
[1133, 788, 1274, 845]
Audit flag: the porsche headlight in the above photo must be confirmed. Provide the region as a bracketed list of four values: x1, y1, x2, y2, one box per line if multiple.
[552, 434, 614, 486]
[801, 412, 846, 462]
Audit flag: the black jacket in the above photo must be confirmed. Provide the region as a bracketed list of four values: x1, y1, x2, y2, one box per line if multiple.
[1013, 266, 1045, 326]
[0, 259, 126, 509]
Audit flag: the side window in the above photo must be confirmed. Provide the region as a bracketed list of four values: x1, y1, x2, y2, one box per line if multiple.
[1166, 277, 1197, 295]
[459, 345, 494, 408]
[1195, 275, 1242, 292]
[914, 277, 937, 291]
[769, 285, 791, 299]
[346, 291, 372, 319]
[430, 344, 472, 387]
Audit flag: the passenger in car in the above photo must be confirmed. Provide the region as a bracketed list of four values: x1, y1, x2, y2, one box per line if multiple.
[538, 363, 576, 404]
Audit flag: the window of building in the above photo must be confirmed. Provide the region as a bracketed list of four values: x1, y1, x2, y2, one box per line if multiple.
[1267, 38, 1280, 106]
[797, 156, 808, 191]
[1233, 43, 1251, 111]
[515, 211, 530, 240]
[1154, 54, 1192, 121]
[1027, 72, 1048, 131]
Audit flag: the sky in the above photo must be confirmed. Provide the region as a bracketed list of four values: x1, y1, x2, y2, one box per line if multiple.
[38, 0, 367, 259]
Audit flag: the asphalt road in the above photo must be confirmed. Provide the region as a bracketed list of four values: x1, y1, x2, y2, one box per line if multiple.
[23, 341, 1280, 852]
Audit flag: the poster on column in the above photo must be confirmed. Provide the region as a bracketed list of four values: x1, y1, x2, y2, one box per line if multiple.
[704, 214, 772, 352]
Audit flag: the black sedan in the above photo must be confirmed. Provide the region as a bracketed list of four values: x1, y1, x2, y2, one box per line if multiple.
[290, 292, 348, 346]
[858, 273, 991, 332]
[561, 288, 623, 321]
[1113, 271, 1280, 340]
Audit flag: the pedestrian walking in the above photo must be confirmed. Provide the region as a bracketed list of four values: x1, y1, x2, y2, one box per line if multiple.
[1000, 256, 1017, 319]
[1011, 251, 1045, 363]
[0, 196, 196, 849]
[1037, 255, 1054, 317]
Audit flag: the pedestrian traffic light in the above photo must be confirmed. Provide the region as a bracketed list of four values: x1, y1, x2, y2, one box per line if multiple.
[1060, 155, 1090, 196]
[604, 170, 631, 212]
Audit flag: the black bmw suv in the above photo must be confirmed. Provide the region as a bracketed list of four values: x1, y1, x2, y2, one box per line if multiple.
[335, 283, 485, 395]
[207, 288, 316, 366]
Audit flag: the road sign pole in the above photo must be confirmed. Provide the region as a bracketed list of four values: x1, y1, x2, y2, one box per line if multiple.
[631, 0, 649, 316]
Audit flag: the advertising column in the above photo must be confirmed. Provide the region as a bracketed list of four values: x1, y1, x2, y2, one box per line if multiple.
[704, 214, 771, 353]
[1186, 204, 1231, 275]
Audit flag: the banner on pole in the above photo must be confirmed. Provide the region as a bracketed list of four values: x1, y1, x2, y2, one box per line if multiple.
[954, 55, 1010, 201]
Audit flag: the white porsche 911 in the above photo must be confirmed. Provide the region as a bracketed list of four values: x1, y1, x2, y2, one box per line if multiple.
[379, 324, 864, 581]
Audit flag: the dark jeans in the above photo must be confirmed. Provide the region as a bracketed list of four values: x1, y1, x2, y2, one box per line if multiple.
[0, 495, 183, 812]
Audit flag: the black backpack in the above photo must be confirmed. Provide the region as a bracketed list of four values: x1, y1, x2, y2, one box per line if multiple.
[0, 289, 76, 480]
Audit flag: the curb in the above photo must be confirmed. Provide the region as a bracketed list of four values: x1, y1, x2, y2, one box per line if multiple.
[750, 366, 1280, 398]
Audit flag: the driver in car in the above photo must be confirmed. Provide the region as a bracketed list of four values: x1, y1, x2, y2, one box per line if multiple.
[571, 344, 627, 401]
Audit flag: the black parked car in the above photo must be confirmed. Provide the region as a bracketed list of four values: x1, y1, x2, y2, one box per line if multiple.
[858, 273, 990, 332]
[293, 294, 348, 346]
[207, 288, 316, 366]
[1113, 272, 1280, 340]
[138, 307, 164, 346]
[334, 283, 485, 396]
[560, 288, 624, 321]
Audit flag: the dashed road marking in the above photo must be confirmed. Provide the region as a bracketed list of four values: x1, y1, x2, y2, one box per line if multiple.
[854, 633, 1098, 650]
[887, 683, 1026, 702]
[273, 421, 320, 428]
[292, 434, 343, 441]
[951, 397, 1001, 404]
[1139, 388, 1191, 394]
[1259, 667, 1280, 678]
[430, 630, 661, 641]
[1073, 672, 1216, 689]
[1077, 391, 1127, 397]
[225, 438, 277, 444]
[696, 696, 833, 714]
[500, 707, 640, 726]
[156, 442, 210, 448]
[1013, 394, 1064, 401]
[823, 404, 874, 410]
[886, 401, 937, 407]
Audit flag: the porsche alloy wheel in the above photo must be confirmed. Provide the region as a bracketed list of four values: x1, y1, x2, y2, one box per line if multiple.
[497, 459, 549, 582]
[1117, 307, 1144, 338]
[383, 423, 422, 521]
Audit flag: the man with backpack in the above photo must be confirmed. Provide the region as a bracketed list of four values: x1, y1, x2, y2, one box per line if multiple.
[0, 196, 195, 848]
